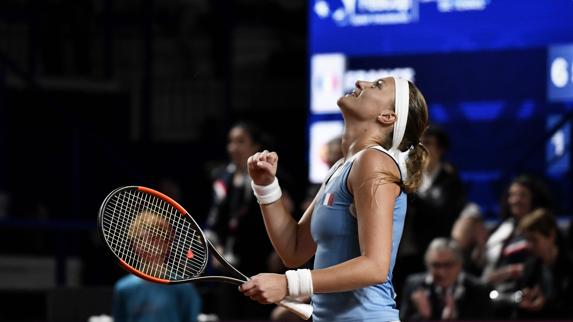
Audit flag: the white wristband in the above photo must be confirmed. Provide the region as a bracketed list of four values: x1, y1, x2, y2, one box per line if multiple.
[251, 178, 282, 205]
[285, 269, 313, 297]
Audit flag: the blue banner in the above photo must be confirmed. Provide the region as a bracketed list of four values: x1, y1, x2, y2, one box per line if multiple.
[310, 0, 573, 55]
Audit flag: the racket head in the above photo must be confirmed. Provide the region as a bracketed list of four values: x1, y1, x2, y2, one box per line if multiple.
[98, 186, 209, 283]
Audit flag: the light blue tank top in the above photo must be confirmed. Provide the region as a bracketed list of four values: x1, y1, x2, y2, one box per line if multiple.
[310, 146, 407, 322]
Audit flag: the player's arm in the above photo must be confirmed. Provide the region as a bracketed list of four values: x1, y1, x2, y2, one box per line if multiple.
[248, 150, 317, 268]
[311, 149, 399, 292]
[259, 192, 318, 268]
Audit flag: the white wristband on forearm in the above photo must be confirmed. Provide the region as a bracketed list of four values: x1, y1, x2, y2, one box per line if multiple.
[285, 269, 314, 297]
[251, 178, 282, 205]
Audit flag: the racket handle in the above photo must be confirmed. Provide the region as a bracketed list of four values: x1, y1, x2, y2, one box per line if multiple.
[277, 298, 313, 320]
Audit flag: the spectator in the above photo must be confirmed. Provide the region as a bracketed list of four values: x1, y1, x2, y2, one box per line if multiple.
[322, 135, 343, 168]
[400, 238, 492, 321]
[481, 174, 553, 318]
[203, 121, 293, 319]
[514, 208, 573, 320]
[112, 210, 202, 322]
[302, 135, 343, 212]
[451, 202, 488, 276]
[482, 175, 553, 291]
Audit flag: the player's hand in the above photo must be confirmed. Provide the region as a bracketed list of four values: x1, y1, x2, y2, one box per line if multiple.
[239, 273, 288, 304]
[247, 150, 279, 186]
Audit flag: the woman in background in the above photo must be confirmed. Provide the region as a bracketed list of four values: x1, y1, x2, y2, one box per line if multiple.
[204, 121, 293, 320]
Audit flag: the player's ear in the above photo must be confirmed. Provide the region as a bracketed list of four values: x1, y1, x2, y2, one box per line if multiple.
[377, 112, 396, 125]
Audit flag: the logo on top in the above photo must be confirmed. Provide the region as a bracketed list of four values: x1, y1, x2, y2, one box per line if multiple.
[314, 0, 419, 26]
[314, 0, 491, 27]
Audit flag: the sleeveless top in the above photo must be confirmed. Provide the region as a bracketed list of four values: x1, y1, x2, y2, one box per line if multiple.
[310, 146, 407, 322]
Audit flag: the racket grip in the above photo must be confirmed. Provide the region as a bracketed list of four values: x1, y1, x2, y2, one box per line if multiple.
[278, 298, 313, 320]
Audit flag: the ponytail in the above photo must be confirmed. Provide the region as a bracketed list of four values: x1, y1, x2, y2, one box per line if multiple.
[373, 80, 429, 193]
[403, 143, 429, 193]
[393, 81, 429, 193]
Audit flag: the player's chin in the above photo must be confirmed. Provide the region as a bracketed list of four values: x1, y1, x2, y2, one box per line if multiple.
[337, 95, 351, 109]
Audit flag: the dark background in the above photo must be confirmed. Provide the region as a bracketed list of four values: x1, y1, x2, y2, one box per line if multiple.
[0, 0, 309, 320]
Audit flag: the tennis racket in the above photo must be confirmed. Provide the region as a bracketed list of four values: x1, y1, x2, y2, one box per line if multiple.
[98, 185, 312, 320]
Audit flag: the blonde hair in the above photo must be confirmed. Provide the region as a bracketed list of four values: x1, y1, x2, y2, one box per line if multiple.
[128, 210, 173, 241]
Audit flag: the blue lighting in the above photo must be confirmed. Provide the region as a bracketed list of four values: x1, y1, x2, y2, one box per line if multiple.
[460, 101, 504, 121]
[429, 103, 450, 123]
[516, 100, 535, 119]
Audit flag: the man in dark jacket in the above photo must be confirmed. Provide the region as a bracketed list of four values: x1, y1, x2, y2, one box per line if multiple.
[400, 238, 493, 320]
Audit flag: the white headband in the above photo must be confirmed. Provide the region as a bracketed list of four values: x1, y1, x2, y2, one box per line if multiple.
[391, 76, 409, 151]
[390, 76, 410, 179]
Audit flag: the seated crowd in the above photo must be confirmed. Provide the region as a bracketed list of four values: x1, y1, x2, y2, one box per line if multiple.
[392, 126, 573, 321]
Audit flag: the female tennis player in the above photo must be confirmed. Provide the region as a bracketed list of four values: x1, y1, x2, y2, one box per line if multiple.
[240, 76, 429, 321]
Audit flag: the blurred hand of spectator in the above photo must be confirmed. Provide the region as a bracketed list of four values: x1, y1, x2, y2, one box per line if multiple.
[441, 289, 457, 320]
[487, 263, 524, 285]
[411, 288, 432, 319]
[519, 286, 545, 312]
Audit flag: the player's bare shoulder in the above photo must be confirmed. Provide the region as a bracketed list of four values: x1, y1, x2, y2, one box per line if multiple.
[347, 148, 400, 193]
[355, 148, 399, 176]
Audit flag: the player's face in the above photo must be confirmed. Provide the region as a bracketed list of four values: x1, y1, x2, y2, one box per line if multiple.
[427, 249, 462, 288]
[337, 77, 395, 119]
[507, 183, 532, 219]
[227, 127, 259, 169]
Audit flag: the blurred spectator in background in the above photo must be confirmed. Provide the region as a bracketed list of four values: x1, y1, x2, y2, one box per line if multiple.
[400, 238, 492, 321]
[300, 135, 343, 212]
[513, 208, 573, 320]
[451, 202, 488, 276]
[322, 135, 343, 169]
[113, 211, 202, 322]
[203, 121, 293, 320]
[481, 174, 552, 318]
[396, 125, 467, 296]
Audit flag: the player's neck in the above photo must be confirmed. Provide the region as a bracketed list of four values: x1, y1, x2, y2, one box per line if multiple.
[342, 131, 383, 158]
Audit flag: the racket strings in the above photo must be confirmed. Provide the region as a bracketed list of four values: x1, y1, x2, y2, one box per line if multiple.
[101, 189, 208, 281]
[133, 192, 174, 278]
[105, 190, 206, 279]
[126, 190, 207, 279]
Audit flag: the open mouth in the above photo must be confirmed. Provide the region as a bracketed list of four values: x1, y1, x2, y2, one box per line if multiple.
[344, 89, 360, 97]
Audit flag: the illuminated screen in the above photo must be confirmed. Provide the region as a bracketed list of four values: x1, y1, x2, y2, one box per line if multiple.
[307, 0, 573, 216]
[310, 0, 573, 56]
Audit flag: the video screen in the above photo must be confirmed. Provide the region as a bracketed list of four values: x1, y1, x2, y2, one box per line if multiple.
[308, 0, 573, 216]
